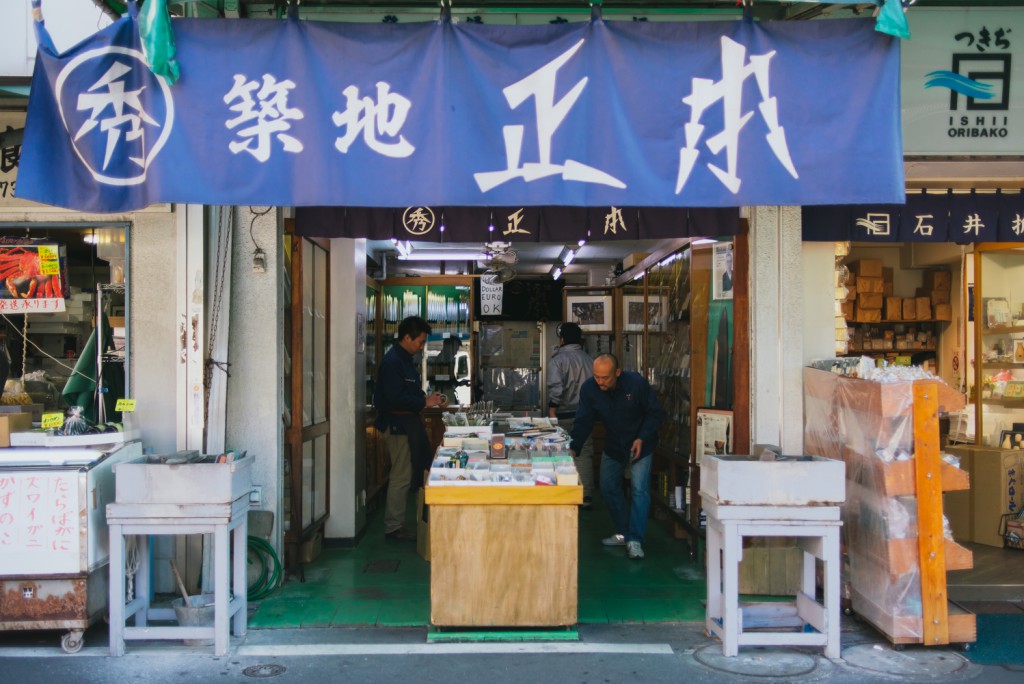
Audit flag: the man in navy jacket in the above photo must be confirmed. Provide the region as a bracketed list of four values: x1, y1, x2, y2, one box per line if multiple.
[570, 353, 664, 560]
[374, 316, 447, 540]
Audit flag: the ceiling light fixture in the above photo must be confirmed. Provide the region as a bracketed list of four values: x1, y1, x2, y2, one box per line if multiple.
[691, 238, 717, 246]
[550, 266, 563, 280]
[397, 249, 490, 261]
[559, 246, 576, 266]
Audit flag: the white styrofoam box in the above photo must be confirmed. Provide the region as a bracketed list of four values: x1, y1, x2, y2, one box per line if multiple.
[699, 454, 845, 506]
[10, 429, 139, 447]
[113, 454, 252, 504]
[443, 425, 493, 436]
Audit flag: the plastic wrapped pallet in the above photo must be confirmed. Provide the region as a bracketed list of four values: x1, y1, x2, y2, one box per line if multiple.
[804, 365, 970, 644]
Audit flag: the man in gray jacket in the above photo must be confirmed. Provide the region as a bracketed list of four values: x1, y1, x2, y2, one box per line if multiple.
[547, 322, 595, 507]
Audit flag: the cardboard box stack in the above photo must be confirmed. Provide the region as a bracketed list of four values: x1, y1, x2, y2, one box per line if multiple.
[920, 270, 953, 321]
[843, 263, 955, 326]
[850, 259, 884, 323]
[946, 445, 1024, 547]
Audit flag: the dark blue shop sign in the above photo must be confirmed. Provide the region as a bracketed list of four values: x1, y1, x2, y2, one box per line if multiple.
[18, 14, 903, 214]
[802, 191, 1024, 243]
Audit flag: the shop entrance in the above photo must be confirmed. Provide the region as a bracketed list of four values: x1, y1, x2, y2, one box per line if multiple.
[264, 228, 748, 629]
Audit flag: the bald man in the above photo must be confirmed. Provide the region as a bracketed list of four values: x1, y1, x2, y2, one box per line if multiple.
[570, 353, 664, 560]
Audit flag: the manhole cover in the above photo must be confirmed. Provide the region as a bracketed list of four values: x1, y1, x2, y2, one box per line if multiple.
[843, 644, 971, 678]
[242, 663, 286, 678]
[364, 559, 400, 574]
[693, 644, 821, 678]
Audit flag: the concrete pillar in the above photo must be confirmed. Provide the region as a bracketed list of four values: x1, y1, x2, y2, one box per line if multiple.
[748, 206, 805, 454]
[326, 238, 368, 540]
[225, 207, 283, 554]
[803, 242, 838, 365]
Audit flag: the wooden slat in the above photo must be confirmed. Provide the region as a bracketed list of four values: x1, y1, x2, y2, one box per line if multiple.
[885, 538, 974, 575]
[732, 228, 750, 454]
[948, 606, 977, 645]
[689, 247, 711, 531]
[841, 446, 970, 497]
[425, 485, 582, 506]
[913, 382, 950, 646]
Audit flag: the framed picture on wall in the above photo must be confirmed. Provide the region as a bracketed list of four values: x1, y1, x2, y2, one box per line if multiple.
[565, 295, 613, 332]
[623, 295, 667, 332]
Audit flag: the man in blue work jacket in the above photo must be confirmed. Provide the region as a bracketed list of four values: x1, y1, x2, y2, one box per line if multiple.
[570, 353, 665, 560]
[374, 316, 447, 541]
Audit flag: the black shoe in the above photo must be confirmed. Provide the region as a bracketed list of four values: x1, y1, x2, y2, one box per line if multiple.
[385, 528, 416, 541]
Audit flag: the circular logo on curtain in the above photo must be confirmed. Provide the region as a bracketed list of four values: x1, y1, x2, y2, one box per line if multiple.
[402, 207, 435, 236]
[54, 46, 174, 186]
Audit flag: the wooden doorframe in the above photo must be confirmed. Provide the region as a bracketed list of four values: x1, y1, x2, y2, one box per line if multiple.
[283, 222, 331, 561]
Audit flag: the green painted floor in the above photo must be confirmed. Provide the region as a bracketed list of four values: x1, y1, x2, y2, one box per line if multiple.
[249, 494, 708, 629]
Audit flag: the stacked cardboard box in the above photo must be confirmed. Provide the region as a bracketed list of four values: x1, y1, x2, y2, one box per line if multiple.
[945, 446, 1024, 547]
[850, 259, 884, 322]
[919, 269, 953, 321]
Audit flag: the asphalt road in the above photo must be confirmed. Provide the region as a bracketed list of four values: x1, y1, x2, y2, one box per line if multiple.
[1, 621, 1023, 684]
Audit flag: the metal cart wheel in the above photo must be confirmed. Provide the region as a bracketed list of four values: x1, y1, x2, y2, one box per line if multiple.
[61, 630, 84, 654]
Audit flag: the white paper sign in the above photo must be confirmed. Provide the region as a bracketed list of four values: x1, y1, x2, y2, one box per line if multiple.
[480, 280, 503, 316]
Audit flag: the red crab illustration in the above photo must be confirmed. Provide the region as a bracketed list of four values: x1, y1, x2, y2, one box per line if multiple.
[0, 248, 63, 299]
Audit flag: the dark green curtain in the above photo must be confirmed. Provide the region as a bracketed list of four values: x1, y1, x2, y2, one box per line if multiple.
[61, 314, 123, 423]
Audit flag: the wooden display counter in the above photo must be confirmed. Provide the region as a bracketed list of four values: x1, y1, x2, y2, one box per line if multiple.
[424, 485, 582, 628]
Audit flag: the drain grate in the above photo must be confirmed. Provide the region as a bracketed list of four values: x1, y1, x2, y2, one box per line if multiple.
[242, 664, 286, 678]
[363, 559, 401, 574]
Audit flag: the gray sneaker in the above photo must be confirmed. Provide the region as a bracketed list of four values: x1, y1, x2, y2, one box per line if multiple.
[602, 533, 626, 547]
[626, 541, 645, 560]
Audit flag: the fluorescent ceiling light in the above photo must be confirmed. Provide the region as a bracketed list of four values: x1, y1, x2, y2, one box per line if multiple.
[397, 250, 489, 261]
[550, 266, 563, 280]
[691, 238, 717, 246]
[559, 246, 576, 266]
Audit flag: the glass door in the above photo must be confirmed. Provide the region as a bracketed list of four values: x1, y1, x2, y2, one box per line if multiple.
[284, 235, 330, 563]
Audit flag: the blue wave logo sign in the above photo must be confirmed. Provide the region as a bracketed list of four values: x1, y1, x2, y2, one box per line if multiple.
[925, 70, 995, 100]
[929, 54, 1011, 111]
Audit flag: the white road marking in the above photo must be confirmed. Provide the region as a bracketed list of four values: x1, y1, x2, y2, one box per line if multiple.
[0, 642, 676, 658]
[236, 642, 676, 657]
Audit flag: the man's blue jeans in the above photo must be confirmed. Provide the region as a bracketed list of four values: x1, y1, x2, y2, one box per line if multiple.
[599, 452, 652, 544]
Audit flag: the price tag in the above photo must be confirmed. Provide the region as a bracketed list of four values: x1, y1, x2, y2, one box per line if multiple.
[38, 246, 58, 261]
[40, 261, 60, 276]
[115, 398, 137, 412]
[41, 412, 64, 429]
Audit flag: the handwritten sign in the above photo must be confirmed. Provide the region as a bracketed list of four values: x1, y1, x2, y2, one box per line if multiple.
[0, 471, 81, 575]
[480, 280, 503, 316]
[115, 398, 136, 412]
[41, 412, 63, 429]
[37, 245, 58, 261]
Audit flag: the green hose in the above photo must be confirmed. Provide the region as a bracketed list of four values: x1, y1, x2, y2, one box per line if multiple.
[247, 536, 283, 601]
